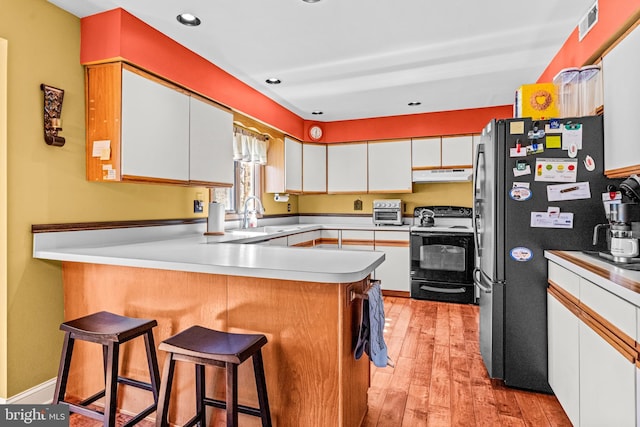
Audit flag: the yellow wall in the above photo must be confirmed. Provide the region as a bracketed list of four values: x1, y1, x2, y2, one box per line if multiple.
[0, 0, 207, 398]
[1, 37, 8, 398]
[298, 183, 473, 215]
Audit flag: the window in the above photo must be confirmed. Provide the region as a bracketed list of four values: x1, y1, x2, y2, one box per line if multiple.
[213, 124, 267, 216]
[212, 161, 262, 215]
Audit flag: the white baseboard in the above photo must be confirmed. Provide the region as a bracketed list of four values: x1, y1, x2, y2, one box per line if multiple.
[0, 378, 56, 404]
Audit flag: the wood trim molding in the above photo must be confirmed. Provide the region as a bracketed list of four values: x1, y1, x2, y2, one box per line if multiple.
[374, 241, 410, 248]
[189, 180, 232, 188]
[546, 250, 640, 294]
[411, 165, 473, 171]
[548, 280, 637, 364]
[605, 165, 640, 179]
[32, 218, 208, 233]
[382, 290, 410, 298]
[579, 310, 636, 363]
[121, 175, 190, 185]
[547, 283, 580, 317]
[342, 239, 375, 247]
[316, 238, 339, 246]
[291, 241, 315, 248]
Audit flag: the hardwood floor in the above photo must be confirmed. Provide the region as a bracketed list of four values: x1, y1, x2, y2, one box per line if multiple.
[362, 297, 571, 427]
[68, 297, 571, 427]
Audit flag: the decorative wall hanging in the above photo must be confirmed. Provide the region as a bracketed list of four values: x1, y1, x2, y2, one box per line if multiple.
[40, 84, 65, 147]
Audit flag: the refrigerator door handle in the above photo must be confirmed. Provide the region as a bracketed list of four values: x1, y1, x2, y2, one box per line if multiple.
[473, 267, 492, 294]
[473, 144, 485, 258]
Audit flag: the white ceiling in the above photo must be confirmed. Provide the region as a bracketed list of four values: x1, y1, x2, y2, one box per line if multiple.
[49, 0, 597, 122]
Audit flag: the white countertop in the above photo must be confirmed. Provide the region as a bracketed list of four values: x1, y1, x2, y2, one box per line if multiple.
[33, 222, 393, 283]
[544, 250, 640, 307]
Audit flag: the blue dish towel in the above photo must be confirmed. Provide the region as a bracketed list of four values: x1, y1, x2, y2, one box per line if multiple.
[354, 281, 390, 368]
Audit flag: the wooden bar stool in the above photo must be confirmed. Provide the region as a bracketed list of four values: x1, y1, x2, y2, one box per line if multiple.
[156, 325, 271, 427]
[53, 311, 161, 427]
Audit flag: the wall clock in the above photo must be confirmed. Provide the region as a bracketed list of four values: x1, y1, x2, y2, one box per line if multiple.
[308, 125, 323, 141]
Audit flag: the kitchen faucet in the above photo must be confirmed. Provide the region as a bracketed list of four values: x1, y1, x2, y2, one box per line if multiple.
[242, 195, 264, 229]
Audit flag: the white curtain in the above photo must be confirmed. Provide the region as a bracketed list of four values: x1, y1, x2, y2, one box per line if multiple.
[233, 128, 267, 164]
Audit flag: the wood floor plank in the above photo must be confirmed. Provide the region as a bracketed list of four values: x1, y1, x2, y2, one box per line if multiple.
[513, 389, 551, 427]
[401, 384, 429, 427]
[388, 356, 414, 392]
[377, 389, 408, 427]
[536, 394, 574, 427]
[428, 344, 451, 410]
[470, 379, 502, 427]
[450, 356, 476, 426]
[426, 407, 451, 427]
[490, 378, 524, 419]
[434, 304, 451, 347]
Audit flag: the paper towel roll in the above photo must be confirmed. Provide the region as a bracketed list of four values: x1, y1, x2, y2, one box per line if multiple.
[207, 202, 225, 235]
[274, 193, 289, 202]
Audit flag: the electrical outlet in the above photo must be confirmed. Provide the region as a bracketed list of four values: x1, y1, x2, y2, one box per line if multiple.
[193, 200, 203, 213]
[287, 203, 291, 213]
[354, 199, 363, 211]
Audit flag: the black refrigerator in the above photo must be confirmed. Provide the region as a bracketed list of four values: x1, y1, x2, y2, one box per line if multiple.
[473, 115, 618, 393]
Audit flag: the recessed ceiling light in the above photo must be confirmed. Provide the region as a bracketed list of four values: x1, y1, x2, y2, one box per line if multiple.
[408, 101, 422, 106]
[176, 13, 201, 26]
[265, 78, 282, 84]
[302, 0, 322, 3]
[312, 111, 324, 115]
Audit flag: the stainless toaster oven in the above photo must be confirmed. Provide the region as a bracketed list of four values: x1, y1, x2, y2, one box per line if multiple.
[373, 199, 403, 226]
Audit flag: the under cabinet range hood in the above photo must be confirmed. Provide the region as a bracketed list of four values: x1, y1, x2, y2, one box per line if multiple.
[412, 169, 473, 183]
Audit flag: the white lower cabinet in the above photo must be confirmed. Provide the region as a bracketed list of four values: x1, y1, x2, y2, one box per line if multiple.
[579, 322, 636, 427]
[373, 231, 409, 293]
[547, 292, 580, 426]
[317, 229, 340, 249]
[288, 231, 321, 247]
[259, 236, 288, 246]
[547, 260, 637, 427]
[341, 230, 374, 251]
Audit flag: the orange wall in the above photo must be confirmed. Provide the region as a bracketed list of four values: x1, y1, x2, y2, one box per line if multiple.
[315, 106, 513, 143]
[539, 0, 640, 82]
[81, 9, 305, 139]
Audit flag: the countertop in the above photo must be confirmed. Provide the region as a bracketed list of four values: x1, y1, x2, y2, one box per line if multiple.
[545, 250, 640, 306]
[33, 223, 396, 283]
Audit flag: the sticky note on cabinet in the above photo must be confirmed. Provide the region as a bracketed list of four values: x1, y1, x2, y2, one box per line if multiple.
[92, 140, 111, 158]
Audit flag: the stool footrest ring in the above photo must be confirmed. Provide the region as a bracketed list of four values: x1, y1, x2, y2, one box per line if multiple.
[203, 397, 263, 418]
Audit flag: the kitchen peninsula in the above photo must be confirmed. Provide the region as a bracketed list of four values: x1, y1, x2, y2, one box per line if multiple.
[33, 222, 385, 426]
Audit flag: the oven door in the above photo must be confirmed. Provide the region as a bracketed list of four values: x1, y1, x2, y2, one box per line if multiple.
[373, 209, 402, 225]
[410, 232, 474, 283]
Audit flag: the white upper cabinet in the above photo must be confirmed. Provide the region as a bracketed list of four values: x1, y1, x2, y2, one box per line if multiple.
[412, 137, 441, 169]
[327, 143, 368, 193]
[303, 143, 327, 193]
[189, 96, 234, 186]
[603, 23, 640, 177]
[441, 136, 473, 167]
[121, 68, 190, 182]
[412, 136, 473, 169]
[368, 139, 412, 192]
[285, 137, 303, 193]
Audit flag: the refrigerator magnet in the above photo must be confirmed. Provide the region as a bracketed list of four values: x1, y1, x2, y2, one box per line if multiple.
[584, 155, 595, 171]
[509, 186, 532, 201]
[510, 247, 533, 262]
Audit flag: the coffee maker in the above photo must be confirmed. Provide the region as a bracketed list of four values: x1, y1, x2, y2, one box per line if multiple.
[593, 175, 640, 262]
